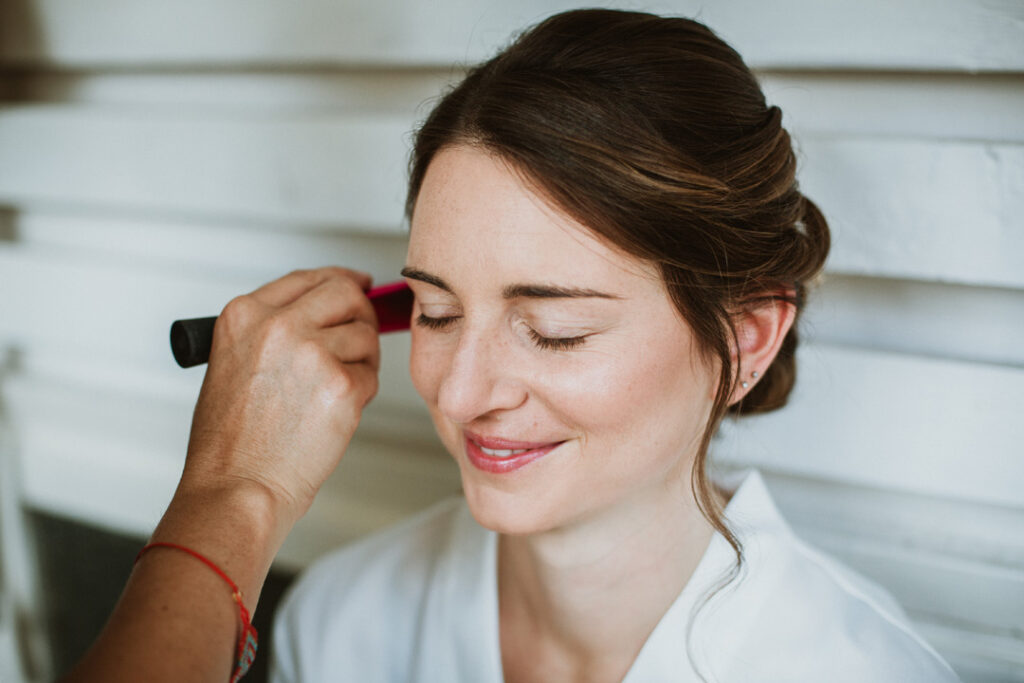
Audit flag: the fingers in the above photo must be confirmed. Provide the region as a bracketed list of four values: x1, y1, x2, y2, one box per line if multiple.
[285, 275, 379, 331]
[249, 267, 373, 308]
[218, 268, 380, 367]
[222, 267, 376, 345]
[319, 320, 381, 372]
[331, 361, 379, 410]
[287, 327, 379, 409]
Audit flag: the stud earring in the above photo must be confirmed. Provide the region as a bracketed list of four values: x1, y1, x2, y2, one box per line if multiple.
[752, 371, 759, 379]
[741, 381, 749, 389]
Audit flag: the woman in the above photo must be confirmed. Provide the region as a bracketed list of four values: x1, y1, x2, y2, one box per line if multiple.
[271, 9, 958, 683]
[65, 8, 959, 683]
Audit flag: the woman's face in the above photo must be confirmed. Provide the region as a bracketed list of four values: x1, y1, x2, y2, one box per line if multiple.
[405, 145, 718, 535]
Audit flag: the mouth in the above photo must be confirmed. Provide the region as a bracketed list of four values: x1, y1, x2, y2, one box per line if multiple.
[463, 431, 566, 474]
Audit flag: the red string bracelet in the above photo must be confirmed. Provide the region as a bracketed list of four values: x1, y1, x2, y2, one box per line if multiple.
[135, 542, 258, 683]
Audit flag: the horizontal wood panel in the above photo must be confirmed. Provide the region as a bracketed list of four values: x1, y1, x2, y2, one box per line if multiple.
[0, 69, 459, 117]
[5, 71, 1022, 146]
[2, 111, 1022, 287]
[0, 106, 411, 230]
[1, 0, 1022, 71]
[0, 242, 269, 368]
[715, 344, 1024, 510]
[758, 469, 1024, 570]
[808, 274, 1024, 368]
[761, 72, 1024, 142]
[800, 136, 1024, 288]
[0, 243, 423, 413]
[7, 209, 411, 281]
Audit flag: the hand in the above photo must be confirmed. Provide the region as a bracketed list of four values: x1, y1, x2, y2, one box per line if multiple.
[179, 267, 381, 528]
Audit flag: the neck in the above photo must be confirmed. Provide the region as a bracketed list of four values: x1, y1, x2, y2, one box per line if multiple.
[498, 481, 721, 681]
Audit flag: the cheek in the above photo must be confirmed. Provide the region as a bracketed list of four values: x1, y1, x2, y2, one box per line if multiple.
[409, 329, 441, 402]
[537, 350, 647, 432]
[547, 341, 712, 454]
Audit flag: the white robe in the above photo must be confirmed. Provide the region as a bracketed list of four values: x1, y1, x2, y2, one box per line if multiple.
[271, 470, 960, 682]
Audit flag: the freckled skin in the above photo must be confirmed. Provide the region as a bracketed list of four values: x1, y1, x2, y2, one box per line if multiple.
[406, 145, 718, 536]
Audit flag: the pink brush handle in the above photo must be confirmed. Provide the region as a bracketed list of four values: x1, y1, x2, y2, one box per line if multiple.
[367, 281, 413, 333]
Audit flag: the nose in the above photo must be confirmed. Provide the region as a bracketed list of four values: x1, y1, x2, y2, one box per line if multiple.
[435, 325, 528, 424]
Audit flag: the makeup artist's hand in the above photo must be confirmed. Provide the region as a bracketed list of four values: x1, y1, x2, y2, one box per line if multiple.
[180, 266, 381, 529]
[64, 267, 382, 683]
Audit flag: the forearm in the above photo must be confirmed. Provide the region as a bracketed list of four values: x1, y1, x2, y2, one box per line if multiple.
[61, 482, 291, 683]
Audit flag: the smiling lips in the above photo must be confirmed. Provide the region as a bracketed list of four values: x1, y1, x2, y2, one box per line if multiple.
[464, 431, 565, 474]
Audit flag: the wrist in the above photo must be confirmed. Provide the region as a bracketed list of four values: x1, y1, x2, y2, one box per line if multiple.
[151, 479, 294, 610]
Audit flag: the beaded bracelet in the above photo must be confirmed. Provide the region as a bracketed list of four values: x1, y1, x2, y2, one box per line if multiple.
[136, 542, 258, 682]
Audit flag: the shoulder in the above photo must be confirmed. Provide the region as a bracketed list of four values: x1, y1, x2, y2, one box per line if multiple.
[270, 496, 473, 682]
[734, 532, 959, 681]
[708, 471, 961, 682]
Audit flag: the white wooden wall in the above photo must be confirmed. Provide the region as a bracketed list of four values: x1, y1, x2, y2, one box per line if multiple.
[1, 1, 1022, 680]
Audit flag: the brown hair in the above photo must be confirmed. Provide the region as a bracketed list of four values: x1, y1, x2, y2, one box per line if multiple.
[405, 6, 830, 667]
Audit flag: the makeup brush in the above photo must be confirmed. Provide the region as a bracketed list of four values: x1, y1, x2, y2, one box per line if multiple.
[170, 281, 413, 368]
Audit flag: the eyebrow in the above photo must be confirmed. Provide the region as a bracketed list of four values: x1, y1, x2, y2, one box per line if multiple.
[400, 267, 449, 291]
[401, 267, 621, 300]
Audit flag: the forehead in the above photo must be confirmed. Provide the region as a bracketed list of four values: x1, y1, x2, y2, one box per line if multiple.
[408, 145, 657, 288]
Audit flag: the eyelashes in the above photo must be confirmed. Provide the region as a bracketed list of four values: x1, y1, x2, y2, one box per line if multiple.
[415, 314, 587, 351]
[415, 313, 458, 330]
[526, 328, 587, 351]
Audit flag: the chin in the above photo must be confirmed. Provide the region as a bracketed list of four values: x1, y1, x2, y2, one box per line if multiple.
[459, 475, 560, 536]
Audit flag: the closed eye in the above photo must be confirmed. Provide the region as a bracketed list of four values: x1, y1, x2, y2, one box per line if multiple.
[416, 313, 459, 330]
[526, 328, 587, 351]
[416, 314, 588, 351]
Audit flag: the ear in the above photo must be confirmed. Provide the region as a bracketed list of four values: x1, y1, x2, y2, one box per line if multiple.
[728, 295, 796, 405]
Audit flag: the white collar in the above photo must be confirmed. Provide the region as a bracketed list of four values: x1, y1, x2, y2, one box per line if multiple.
[624, 469, 787, 681]
[425, 469, 782, 682]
